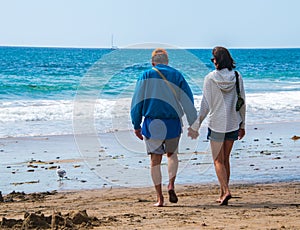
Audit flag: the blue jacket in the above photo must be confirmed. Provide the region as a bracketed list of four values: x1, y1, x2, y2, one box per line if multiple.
[131, 64, 197, 130]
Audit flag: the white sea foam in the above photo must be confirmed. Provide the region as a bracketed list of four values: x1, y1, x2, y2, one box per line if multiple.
[0, 91, 299, 138]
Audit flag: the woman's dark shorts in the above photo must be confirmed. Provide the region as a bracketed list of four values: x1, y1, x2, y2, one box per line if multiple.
[207, 128, 239, 142]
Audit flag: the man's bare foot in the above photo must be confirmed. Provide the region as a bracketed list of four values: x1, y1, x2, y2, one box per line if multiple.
[153, 202, 164, 207]
[154, 196, 164, 207]
[168, 189, 178, 203]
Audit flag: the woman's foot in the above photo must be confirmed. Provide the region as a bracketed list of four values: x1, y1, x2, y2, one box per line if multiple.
[216, 190, 225, 203]
[220, 193, 232, 206]
[216, 197, 222, 203]
[153, 202, 164, 207]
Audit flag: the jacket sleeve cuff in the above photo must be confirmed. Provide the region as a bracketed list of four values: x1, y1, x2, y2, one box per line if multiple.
[239, 122, 245, 129]
[133, 124, 141, 130]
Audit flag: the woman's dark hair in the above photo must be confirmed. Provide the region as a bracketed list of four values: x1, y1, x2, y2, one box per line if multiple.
[212, 46, 236, 70]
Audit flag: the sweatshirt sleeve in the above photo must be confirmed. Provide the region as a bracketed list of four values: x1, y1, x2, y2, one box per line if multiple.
[190, 94, 209, 131]
[178, 77, 197, 126]
[130, 77, 145, 130]
[190, 76, 210, 131]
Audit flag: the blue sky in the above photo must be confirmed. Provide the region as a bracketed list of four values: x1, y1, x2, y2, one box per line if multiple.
[0, 0, 299, 48]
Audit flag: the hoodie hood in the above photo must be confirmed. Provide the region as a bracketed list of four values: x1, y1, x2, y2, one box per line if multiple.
[210, 69, 236, 92]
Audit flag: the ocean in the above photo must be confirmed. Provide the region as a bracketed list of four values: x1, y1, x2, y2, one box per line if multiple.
[0, 46, 300, 194]
[1, 46, 300, 138]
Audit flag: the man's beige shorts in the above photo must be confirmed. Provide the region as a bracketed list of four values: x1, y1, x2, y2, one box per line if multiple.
[144, 136, 180, 154]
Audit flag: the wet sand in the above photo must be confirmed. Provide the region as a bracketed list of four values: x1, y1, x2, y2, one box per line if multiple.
[1, 122, 299, 195]
[0, 182, 299, 229]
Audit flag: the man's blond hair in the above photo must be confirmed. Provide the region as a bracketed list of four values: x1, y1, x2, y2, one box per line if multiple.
[152, 48, 169, 64]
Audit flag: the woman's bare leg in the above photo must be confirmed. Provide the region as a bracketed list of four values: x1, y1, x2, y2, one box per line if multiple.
[224, 140, 234, 183]
[210, 140, 231, 204]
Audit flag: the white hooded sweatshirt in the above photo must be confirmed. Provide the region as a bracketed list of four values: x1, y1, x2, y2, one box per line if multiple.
[191, 68, 246, 133]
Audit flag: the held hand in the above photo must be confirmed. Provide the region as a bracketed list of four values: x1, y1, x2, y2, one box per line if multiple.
[134, 129, 144, 140]
[187, 127, 199, 140]
[238, 128, 245, 140]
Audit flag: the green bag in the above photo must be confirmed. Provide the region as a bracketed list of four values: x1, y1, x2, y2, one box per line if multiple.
[235, 71, 245, 111]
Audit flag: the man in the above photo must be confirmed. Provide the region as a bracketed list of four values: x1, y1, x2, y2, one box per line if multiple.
[131, 48, 197, 207]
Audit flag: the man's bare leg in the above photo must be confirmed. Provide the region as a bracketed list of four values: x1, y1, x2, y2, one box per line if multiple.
[167, 152, 178, 203]
[151, 153, 164, 206]
[167, 152, 178, 191]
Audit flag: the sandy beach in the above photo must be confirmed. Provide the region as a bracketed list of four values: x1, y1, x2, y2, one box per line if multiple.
[0, 182, 299, 229]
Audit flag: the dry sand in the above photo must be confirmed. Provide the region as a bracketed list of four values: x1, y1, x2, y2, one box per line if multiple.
[0, 182, 299, 229]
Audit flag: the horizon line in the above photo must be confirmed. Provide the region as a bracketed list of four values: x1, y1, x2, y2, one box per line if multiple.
[0, 44, 300, 50]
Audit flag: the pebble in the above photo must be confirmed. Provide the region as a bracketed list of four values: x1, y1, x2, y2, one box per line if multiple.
[273, 157, 281, 160]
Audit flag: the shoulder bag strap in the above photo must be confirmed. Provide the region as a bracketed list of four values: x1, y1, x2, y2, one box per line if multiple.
[152, 67, 184, 123]
[152, 67, 178, 99]
[234, 71, 241, 96]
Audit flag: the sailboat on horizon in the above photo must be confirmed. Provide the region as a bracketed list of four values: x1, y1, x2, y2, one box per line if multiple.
[111, 34, 118, 50]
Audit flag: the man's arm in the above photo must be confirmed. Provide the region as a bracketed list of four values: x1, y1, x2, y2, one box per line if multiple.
[179, 77, 197, 126]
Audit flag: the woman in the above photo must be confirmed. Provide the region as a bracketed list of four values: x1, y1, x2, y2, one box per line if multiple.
[188, 46, 246, 205]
